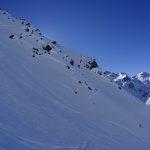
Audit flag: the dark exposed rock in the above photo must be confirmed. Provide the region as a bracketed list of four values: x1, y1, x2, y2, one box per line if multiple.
[66, 66, 70, 69]
[139, 123, 143, 128]
[9, 34, 14, 39]
[122, 76, 131, 82]
[42, 45, 52, 52]
[118, 87, 122, 90]
[25, 23, 30, 27]
[77, 65, 80, 68]
[19, 36, 23, 39]
[88, 86, 92, 91]
[78, 81, 82, 84]
[70, 59, 74, 66]
[33, 47, 39, 52]
[142, 92, 148, 97]
[25, 28, 29, 32]
[52, 41, 57, 45]
[86, 59, 98, 70]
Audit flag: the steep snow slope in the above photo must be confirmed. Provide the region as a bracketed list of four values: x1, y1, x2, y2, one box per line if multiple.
[1, 10, 150, 150]
[104, 71, 150, 103]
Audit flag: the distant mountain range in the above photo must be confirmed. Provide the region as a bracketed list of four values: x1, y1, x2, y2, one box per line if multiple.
[104, 71, 150, 104]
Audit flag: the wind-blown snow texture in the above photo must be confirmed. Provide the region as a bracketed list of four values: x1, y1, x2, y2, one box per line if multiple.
[1, 10, 150, 150]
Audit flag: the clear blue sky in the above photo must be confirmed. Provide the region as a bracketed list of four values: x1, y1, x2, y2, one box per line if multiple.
[1, 0, 150, 75]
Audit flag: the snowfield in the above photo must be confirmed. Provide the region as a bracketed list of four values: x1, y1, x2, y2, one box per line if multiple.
[0, 10, 150, 150]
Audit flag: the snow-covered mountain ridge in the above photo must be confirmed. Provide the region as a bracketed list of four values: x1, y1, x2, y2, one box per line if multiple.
[1, 9, 150, 150]
[104, 71, 150, 104]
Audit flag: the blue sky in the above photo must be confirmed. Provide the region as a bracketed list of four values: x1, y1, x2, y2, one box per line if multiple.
[1, 0, 150, 75]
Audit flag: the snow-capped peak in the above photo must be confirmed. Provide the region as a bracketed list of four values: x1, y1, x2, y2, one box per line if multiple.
[134, 72, 150, 84]
[116, 72, 131, 82]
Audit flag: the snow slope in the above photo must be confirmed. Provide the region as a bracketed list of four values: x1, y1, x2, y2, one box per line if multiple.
[1, 10, 150, 150]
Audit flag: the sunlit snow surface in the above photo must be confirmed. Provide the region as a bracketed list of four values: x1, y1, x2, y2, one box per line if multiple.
[0, 10, 150, 150]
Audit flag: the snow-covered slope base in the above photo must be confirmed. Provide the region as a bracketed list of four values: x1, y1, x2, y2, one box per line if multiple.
[1, 10, 150, 150]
